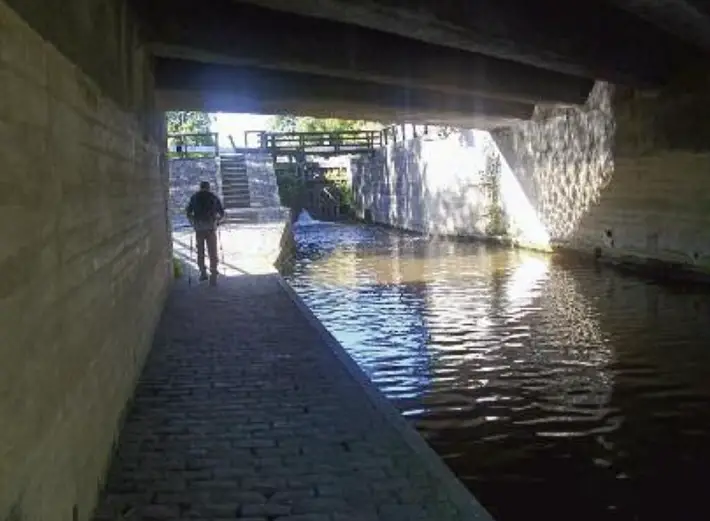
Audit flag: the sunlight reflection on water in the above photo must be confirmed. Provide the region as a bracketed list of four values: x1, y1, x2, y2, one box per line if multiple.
[286, 223, 710, 521]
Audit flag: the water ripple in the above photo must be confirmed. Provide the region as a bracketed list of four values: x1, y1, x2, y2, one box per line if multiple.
[286, 223, 710, 521]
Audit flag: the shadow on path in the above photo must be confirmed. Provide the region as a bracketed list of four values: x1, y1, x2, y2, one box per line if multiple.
[93, 275, 490, 521]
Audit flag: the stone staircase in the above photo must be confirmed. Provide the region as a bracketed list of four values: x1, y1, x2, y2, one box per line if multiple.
[220, 154, 251, 209]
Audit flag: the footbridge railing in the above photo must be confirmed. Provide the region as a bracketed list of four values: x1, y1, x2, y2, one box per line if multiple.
[244, 130, 382, 156]
[167, 132, 220, 158]
[165, 124, 446, 159]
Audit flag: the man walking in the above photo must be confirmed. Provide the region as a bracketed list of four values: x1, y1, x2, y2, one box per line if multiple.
[186, 181, 225, 284]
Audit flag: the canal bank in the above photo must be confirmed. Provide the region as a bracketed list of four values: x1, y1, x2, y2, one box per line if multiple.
[93, 274, 493, 521]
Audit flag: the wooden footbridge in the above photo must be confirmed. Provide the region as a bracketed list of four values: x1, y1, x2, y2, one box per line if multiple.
[243, 130, 382, 157]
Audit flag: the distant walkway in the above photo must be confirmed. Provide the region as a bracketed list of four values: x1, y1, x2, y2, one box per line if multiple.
[93, 275, 491, 521]
[172, 221, 287, 277]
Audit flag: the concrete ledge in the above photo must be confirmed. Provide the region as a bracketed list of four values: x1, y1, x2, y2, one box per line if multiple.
[223, 206, 291, 224]
[553, 245, 710, 286]
[275, 276, 495, 521]
[363, 219, 710, 287]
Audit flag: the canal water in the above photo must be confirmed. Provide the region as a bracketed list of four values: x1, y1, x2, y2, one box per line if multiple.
[285, 222, 710, 521]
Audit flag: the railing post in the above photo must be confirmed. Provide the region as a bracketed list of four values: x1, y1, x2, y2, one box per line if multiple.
[228, 134, 238, 154]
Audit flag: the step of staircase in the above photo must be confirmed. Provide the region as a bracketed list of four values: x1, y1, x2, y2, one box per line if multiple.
[223, 190, 250, 199]
[222, 183, 249, 189]
[224, 200, 251, 209]
[223, 189, 250, 196]
[222, 183, 250, 191]
[220, 154, 251, 210]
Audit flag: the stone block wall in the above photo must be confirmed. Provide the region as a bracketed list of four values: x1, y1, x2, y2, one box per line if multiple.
[489, 82, 616, 250]
[352, 132, 502, 237]
[246, 152, 281, 208]
[491, 79, 710, 270]
[168, 153, 281, 228]
[169, 157, 220, 229]
[354, 79, 710, 274]
[0, 1, 171, 520]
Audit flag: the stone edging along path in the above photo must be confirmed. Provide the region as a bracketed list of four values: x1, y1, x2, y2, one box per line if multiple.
[275, 276, 495, 521]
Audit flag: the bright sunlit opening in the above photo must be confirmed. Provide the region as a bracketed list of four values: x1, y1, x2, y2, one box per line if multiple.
[211, 113, 273, 148]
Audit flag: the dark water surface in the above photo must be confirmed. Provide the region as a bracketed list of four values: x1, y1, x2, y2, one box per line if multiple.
[285, 223, 710, 521]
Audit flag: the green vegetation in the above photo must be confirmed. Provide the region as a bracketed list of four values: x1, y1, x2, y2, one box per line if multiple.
[483, 152, 508, 236]
[275, 165, 303, 209]
[166, 111, 214, 140]
[268, 117, 371, 218]
[275, 164, 356, 219]
[166, 112, 217, 158]
[332, 180, 355, 217]
[268, 115, 382, 133]
[173, 257, 184, 279]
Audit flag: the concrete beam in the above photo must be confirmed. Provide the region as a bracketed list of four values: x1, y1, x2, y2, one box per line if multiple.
[155, 59, 532, 128]
[158, 90, 517, 129]
[228, 0, 707, 85]
[609, 0, 710, 50]
[134, 0, 592, 105]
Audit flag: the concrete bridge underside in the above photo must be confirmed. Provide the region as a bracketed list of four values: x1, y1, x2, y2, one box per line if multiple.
[3, 0, 710, 519]
[126, 0, 709, 126]
[138, 0, 710, 125]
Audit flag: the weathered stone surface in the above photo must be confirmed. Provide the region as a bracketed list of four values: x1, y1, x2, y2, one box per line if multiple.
[352, 131, 499, 238]
[246, 152, 281, 208]
[169, 152, 282, 229]
[354, 79, 710, 274]
[92, 275, 491, 521]
[169, 157, 221, 229]
[0, 1, 170, 519]
[489, 82, 616, 249]
[491, 79, 710, 269]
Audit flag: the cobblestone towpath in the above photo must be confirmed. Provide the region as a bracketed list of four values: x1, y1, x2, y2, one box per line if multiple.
[94, 275, 492, 521]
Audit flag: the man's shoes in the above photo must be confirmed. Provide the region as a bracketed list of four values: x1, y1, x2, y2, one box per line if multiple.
[209, 272, 218, 286]
[199, 271, 209, 282]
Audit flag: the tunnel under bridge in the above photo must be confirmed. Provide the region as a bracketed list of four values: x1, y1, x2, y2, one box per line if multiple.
[3, 0, 710, 519]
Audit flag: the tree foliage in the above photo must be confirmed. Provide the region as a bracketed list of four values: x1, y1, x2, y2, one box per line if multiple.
[269, 115, 298, 132]
[166, 111, 215, 145]
[268, 115, 381, 133]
